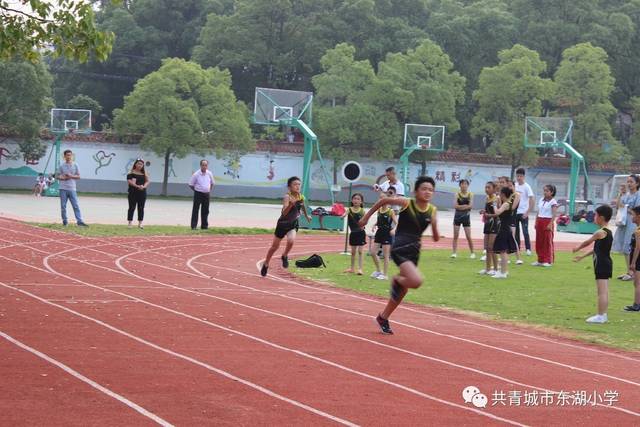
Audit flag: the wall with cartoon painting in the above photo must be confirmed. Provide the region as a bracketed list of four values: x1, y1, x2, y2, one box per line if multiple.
[2, 138, 613, 205]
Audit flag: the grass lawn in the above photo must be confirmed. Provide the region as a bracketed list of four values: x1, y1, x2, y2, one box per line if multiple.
[293, 250, 640, 351]
[33, 223, 340, 237]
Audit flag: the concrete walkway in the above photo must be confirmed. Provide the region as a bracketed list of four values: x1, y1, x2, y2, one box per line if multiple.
[0, 192, 595, 243]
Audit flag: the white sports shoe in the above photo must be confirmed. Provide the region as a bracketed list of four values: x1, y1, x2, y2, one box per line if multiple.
[487, 270, 497, 276]
[370, 271, 381, 278]
[516, 260, 524, 265]
[526, 249, 532, 256]
[470, 253, 477, 259]
[531, 262, 542, 266]
[376, 274, 388, 280]
[493, 272, 508, 279]
[586, 314, 608, 324]
[478, 269, 488, 275]
[450, 253, 457, 258]
[480, 255, 487, 261]
[541, 263, 552, 267]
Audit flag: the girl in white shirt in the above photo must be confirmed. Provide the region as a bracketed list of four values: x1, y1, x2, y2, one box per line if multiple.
[533, 185, 558, 267]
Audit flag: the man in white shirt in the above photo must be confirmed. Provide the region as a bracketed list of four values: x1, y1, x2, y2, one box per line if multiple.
[189, 159, 215, 230]
[515, 167, 535, 255]
[375, 166, 405, 197]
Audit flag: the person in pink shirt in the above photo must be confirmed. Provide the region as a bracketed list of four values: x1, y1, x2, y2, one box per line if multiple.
[188, 159, 215, 230]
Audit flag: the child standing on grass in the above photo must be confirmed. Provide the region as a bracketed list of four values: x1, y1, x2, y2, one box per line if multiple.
[451, 179, 475, 259]
[370, 189, 397, 280]
[261, 176, 311, 277]
[345, 193, 366, 275]
[573, 204, 614, 324]
[358, 176, 440, 335]
[624, 206, 640, 312]
[479, 181, 498, 276]
[484, 186, 516, 279]
[532, 185, 558, 267]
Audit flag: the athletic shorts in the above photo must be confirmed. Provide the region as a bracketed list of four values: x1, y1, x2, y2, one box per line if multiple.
[453, 213, 471, 227]
[349, 229, 366, 246]
[390, 237, 421, 266]
[593, 256, 613, 280]
[274, 219, 298, 239]
[483, 218, 498, 235]
[374, 228, 392, 245]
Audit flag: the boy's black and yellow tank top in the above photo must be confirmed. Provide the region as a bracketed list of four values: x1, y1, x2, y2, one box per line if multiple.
[278, 193, 305, 223]
[376, 207, 393, 230]
[395, 199, 436, 239]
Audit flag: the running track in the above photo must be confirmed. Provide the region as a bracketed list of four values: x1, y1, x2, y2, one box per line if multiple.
[1, 217, 639, 426]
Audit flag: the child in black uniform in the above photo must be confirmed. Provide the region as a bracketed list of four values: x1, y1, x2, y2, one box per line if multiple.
[625, 206, 640, 312]
[345, 193, 366, 275]
[370, 189, 397, 280]
[451, 179, 475, 259]
[483, 186, 516, 279]
[479, 181, 499, 275]
[261, 176, 311, 277]
[359, 176, 440, 334]
[573, 204, 614, 323]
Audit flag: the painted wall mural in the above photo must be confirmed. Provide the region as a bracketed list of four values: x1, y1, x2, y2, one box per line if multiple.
[0, 139, 518, 195]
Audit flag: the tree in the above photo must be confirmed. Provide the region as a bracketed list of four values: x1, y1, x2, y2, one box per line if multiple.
[0, 0, 116, 62]
[472, 44, 553, 177]
[113, 58, 252, 195]
[0, 57, 53, 161]
[553, 42, 628, 165]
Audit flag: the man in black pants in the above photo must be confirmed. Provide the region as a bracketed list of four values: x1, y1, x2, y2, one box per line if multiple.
[188, 159, 215, 230]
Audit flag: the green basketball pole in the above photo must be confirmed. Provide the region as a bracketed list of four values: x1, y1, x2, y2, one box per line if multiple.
[43, 132, 63, 197]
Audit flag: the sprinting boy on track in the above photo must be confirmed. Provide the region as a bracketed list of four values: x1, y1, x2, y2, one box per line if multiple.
[359, 176, 440, 335]
[261, 176, 311, 277]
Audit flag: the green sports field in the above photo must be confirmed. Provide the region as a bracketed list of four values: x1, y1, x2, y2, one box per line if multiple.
[294, 250, 640, 351]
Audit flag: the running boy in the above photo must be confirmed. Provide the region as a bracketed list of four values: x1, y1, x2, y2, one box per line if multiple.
[479, 181, 498, 275]
[370, 189, 397, 280]
[358, 176, 440, 334]
[573, 204, 614, 323]
[261, 176, 311, 277]
[345, 193, 366, 275]
[451, 179, 475, 259]
[624, 206, 640, 312]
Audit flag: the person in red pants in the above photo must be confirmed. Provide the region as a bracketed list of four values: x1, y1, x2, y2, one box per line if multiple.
[533, 185, 558, 267]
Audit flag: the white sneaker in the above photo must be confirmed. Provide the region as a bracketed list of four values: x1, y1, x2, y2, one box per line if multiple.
[487, 270, 497, 276]
[541, 263, 552, 267]
[526, 250, 532, 256]
[516, 259, 524, 265]
[531, 262, 542, 266]
[586, 314, 608, 324]
[478, 269, 487, 275]
[450, 253, 457, 258]
[376, 274, 388, 280]
[508, 260, 511, 264]
[493, 272, 508, 279]
[480, 255, 487, 261]
[470, 253, 477, 259]
[370, 271, 381, 278]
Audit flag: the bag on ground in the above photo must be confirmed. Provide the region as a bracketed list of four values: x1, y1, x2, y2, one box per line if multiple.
[295, 254, 326, 268]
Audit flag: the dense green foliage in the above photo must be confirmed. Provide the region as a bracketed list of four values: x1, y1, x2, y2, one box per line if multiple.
[3, 0, 640, 165]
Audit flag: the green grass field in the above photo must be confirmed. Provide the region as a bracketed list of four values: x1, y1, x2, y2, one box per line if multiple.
[294, 250, 640, 351]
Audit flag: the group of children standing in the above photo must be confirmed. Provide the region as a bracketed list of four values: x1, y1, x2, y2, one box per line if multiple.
[259, 171, 639, 331]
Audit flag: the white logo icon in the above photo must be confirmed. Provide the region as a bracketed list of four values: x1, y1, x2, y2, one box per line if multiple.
[462, 385, 488, 408]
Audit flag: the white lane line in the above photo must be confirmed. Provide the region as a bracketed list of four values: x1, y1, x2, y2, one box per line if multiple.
[6, 249, 526, 425]
[0, 282, 358, 427]
[0, 330, 174, 427]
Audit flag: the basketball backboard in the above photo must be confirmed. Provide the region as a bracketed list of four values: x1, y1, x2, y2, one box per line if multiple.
[525, 117, 572, 156]
[253, 88, 313, 125]
[50, 109, 92, 134]
[403, 124, 445, 151]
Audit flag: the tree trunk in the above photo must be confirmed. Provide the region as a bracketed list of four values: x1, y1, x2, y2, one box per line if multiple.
[162, 149, 171, 196]
[421, 159, 427, 176]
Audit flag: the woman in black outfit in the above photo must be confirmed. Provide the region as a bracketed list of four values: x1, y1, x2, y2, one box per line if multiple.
[127, 159, 149, 228]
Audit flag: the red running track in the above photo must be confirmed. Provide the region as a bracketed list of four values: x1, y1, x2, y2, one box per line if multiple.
[0, 217, 639, 426]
